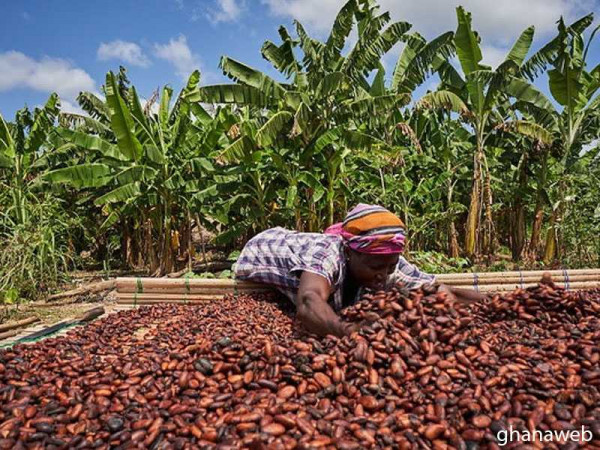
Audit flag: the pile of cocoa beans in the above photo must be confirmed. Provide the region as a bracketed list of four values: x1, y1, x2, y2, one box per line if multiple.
[1, 284, 600, 449]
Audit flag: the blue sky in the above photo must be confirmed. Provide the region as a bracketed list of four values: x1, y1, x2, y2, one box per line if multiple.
[2, 0, 600, 118]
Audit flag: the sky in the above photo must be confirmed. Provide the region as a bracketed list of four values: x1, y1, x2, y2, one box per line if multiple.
[2, 0, 600, 119]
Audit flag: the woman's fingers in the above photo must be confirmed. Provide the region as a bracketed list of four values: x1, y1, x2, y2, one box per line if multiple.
[363, 312, 380, 323]
[540, 272, 554, 285]
[341, 321, 360, 336]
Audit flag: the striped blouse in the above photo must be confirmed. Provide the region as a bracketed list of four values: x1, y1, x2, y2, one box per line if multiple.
[233, 227, 436, 311]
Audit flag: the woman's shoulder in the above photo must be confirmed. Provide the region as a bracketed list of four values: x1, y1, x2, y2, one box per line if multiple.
[252, 227, 342, 243]
[243, 227, 341, 253]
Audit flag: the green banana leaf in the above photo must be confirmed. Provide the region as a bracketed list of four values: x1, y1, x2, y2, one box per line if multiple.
[45, 164, 112, 188]
[57, 128, 128, 161]
[105, 71, 143, 161]
[188, 85, 276, 107]
[503, 26, 534, 68]
[454, 6, 484, 75]
[256, 111, 293, 147]
[95, 182, 141, 205]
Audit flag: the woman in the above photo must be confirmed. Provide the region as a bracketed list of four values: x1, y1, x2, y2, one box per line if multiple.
[233, 204, 487, 337]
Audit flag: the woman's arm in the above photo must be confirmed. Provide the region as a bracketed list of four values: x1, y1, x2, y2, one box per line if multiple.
[439, 273, 555, 306]
[437, 283, 488, 305]
[296, 271, 354, 338]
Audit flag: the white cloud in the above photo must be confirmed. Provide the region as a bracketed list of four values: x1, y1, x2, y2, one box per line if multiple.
[383, 0, 589, 44]
[59, 99, 86, 116]
[202, 0, 245, 23]
[97, 40, 150, 67]
[154, 35, 201, 80]
[480, 44, 510, 69]
[262, 0, 591, 45]
[261, 0, 343, 33]
[199, 0, 246, 24]
[261, 0, 593, 83]
[0, 51, 95, 98]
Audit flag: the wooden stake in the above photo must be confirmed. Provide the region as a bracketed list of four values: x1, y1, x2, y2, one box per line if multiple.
[47, 280, 116, 301]
[0, 316, 40, 333]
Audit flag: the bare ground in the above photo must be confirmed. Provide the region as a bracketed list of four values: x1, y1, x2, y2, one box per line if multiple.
[0, 290, 118, 327]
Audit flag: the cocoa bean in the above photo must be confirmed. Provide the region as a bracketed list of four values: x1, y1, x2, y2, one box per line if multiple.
[1, 287, 599, 448]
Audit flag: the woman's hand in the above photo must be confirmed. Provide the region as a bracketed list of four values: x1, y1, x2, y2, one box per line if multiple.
[436, 283, 457, 302]
[297, 272, 351, 338]
[339, 321, 360, 336]
[436, 283, 489, 308]
[540, 272, 554, 285]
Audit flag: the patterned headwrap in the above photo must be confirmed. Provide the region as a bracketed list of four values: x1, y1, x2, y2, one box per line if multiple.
[324, 204, 406, 254]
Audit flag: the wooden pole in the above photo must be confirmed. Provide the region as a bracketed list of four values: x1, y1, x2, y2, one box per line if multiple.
[117, 293, 229, 302]
[116, 277, 266, 290]
[117, 286, 268, 295]
[0, 329, 20, 341]
[468, 281, 600, 292]
[114, 271, 600, 305]
[116, 298, 225, 305]
[435, 268, 600, 280]
[436, 274, 600, 285]
[47, 280, 116, 301]
[0, 316, 39, 333]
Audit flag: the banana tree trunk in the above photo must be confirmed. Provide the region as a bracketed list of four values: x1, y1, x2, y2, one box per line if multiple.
[327, 179, 335, 229]
[146, 216, 159, 274]
[543, 210, 557, 264]
[306, 187, 316, 232]
[122, 218, 135, 268]
[12, 188, 24, 225]
[295, 205, 302, 231]
[185, 209, 193, 273]
[327, 172, 334, 228]
[157, 194, 174, 275]
[195, 213, 209, 267]
[448, 222, 460, 259]
[511, 153, 528, 261]
[529, 205, 544, 260]
[159, 217, 173, 275]
[481, 150, 497, 257]
[464, 143, 483, 258]
[290, 181, 302, 231]
[512, 205, 525, 261]
[446, 164, 460, 258]
[13, 156, 26, 225]
[543, 176, 568, 265]
[249, 173, 268, 232]
[527, 152, 547, 260]
[134, 218, 144, 268]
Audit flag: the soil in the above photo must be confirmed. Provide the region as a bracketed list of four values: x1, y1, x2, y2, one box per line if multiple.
[0, 290, 118, 327]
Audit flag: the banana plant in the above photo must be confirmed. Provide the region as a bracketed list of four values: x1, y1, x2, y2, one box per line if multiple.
[418, 6, 552, 259]
[414, 109, 472, 257]
[45, 70, 218, 275]
[502, 15, 600, 262]
[186, 0, 411, 230]
[0, 94, 60, 226]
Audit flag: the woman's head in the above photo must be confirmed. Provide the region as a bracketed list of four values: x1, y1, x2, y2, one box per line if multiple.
[324, 203, 406, 288]
[344, 247, 399, 290]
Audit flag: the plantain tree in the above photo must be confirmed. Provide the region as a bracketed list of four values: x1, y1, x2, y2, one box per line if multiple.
[418, 7, 554, 259]
[186, 0, 412, 231]
[0, 94, 60, 226]
[45, 70, 220, 275]
[350, 30, 459, 240]
[0, 94, 85, 300]
[503, 14, 600, 263]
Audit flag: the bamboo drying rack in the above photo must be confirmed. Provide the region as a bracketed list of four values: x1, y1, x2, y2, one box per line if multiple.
[116, 268, 600, 305]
